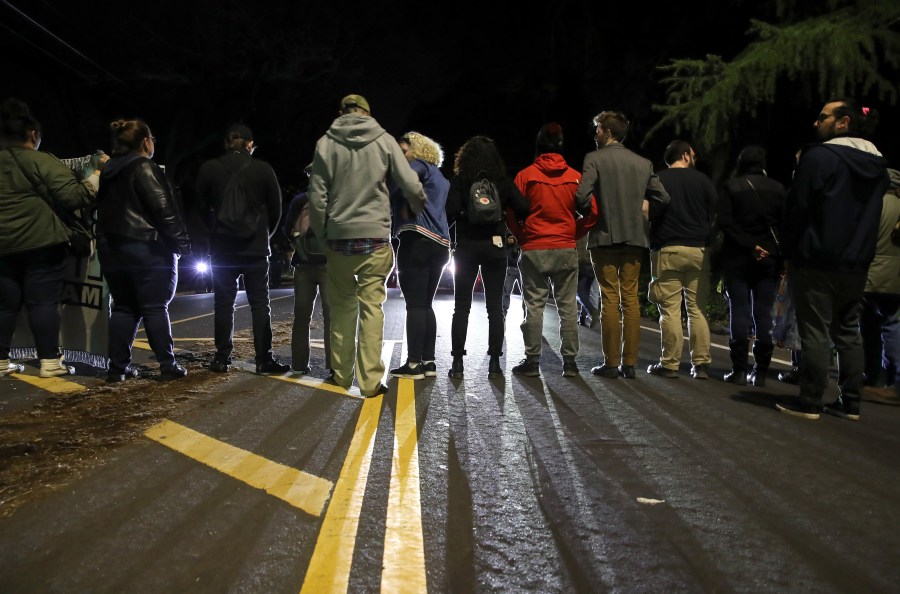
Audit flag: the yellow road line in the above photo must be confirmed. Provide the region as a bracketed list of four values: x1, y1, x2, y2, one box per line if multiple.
[11, 374, 85, 393]
[145, 419, 333, 517]
[381, 378, 426, 592]
[300, 395, 384, 593]
[229, 361, 364, 399]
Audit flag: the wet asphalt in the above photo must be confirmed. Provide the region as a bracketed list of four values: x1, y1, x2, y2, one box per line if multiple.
[1, 285, 899, 593]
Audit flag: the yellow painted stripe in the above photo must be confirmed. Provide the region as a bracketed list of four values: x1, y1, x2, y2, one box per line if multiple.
[381, 378, 426, 592]
[11, 374, 85, 393]
[300, 395, 384, 593]
[145, 419, 333, 517]
[230, 361, 363, 399]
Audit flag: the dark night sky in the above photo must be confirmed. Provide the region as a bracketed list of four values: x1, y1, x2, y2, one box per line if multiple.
[4, 0, 897, 210]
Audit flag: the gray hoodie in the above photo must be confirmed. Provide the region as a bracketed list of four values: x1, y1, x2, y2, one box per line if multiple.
[307, 114, 425, 241]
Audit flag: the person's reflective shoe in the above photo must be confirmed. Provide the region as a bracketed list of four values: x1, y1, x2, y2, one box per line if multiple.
[778, 366, 800, 384]
[0, 360, 24, 376]
[422, 361, 438, 377]
[724, 369, 747, 385]
[775, 397, 821, 420]
[647, 363, 679, 378]
[618, 365, 636, 379]
[292, 366, 311, 375]
[512, 359, 540, 377]
[591, 364, 619, 378]
[747, 367, 767, 387]
[823, 397, 860, 421]
[160, 363, 188, 380]
[361, 383, 389, 398]
[390, 361, 425, 380]
[488, 356, 503, 378]
[209, 358, 230, 373]
[862, 385, 900, 406]
[256, 359, 290, 374]
[448, 357, 464, 379]
[106, 366, 139, 383]
[562, 359, 579, 377]
[690, 365, 709, 380]
[40, 356, 74, 378]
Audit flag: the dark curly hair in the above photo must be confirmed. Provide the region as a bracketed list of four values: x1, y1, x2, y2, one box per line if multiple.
[0, 97, 41, 144]
[452, 135, 506, 182]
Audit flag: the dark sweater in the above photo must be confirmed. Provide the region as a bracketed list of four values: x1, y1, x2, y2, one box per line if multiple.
[651, 167, 717, 250]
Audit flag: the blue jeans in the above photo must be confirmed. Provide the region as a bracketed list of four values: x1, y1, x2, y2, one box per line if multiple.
[98, 238, 178, 372]
[859, 292, 900, 387]
[0, 244, 67, 360]
[397, 233, 449, 361]
[212, 254, 274, 363]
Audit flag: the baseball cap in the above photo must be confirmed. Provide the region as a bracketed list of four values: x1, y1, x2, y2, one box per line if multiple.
[340, 94, 370, 114]
[226, 123, 254, 142]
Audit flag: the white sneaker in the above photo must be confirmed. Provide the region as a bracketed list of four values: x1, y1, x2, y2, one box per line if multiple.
[0, 360, 24, 376]
[40, 357, 74, 378]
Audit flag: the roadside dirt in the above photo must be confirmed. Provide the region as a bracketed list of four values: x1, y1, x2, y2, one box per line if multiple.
[0, 320, 294, 519]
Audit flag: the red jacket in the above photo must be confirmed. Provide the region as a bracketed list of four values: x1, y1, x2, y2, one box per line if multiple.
[510, 153, 598, 251]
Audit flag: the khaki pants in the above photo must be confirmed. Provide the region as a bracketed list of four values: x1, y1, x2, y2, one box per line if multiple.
[589, 245, 645, 367]
[648, 246, 711, 368]
[325, 245, 393, 396]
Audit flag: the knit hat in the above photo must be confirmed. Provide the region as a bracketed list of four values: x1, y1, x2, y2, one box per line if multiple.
[737, 145, 766, 174]
[340, 94, 370, 113]
[225, 123, 253, 142]
[536, 122, 564, 154]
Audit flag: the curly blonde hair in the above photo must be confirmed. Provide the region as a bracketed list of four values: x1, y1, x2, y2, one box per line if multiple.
[400, 131, 444, 167]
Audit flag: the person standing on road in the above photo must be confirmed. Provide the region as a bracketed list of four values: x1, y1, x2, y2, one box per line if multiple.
[97, 119, 191, 382]
[283, 165, 330, 376]
[574, 111, 670, 379]
[196, 123, 289, 375]
[777, 98, 890, 421]
[388, 131, 451, 380]
[508, 123, 596, 378]
[718, 145, 787, 387]
[646, 140, 716, 380]
[0, 98, 104, 378]
[308, 94, 426, 398]
[445, 136, 530, 379]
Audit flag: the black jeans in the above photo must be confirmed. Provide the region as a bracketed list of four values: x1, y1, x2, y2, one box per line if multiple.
[212, 253, 274, 363]
[859, 292, 900, 386]
[0, 244, 67, 360]
[98, 238, 178, 372]
[451, 238, 507, 357]
[396, 233, 449, 362]
[724, 256, 779, 347]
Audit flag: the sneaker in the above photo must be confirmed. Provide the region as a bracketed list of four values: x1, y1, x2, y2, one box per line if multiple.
[690, 364, 709, 380]
[591, 364, 619, 378]
[292, 366, 311, 375]
[747, 367, 767, 387]
[647, 363, 679, 378]
[862, 385, 900, 406]
[776, 397, 821, 420]
[361, 383, 389, 398]
[391, 361, 425, 380]
[256, 359, 290, 374]
[422, 361, 438, 377]
[39, 356, 74, 378]
[778, 366, 800, 384]
[562, 360, 579, 377]
[823, 397, 860, 421]
[512, 359, 540, 377]
[160, 363, 188, 380]
[618, 365, 636, 379]
[488, 356, 503, 379]
[107, 366, 139, 383]
[0, 360, 24, 376]
[209, 358, 230, 373]
[724, 369, 747, 385]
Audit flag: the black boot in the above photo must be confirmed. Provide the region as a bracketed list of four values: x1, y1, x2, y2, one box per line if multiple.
[488, 355, 502, 378]
[449, 356, 464, 379]
[748, 341, 774, 387]
[724, 338, 749, 385]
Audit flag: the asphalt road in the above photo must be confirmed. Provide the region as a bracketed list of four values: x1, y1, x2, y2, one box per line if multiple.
[1, 285, 899, 593]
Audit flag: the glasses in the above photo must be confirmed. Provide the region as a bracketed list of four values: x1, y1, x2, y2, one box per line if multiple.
[817, 113, 835, 123]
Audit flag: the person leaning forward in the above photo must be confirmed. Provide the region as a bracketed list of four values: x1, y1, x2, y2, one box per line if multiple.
[307, 94, 426, 398]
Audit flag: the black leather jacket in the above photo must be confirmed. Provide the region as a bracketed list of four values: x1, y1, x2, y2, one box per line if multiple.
[97, 155, 191, 255]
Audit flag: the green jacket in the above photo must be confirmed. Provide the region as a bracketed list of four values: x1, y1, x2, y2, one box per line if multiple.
[0, 147, 96, 256]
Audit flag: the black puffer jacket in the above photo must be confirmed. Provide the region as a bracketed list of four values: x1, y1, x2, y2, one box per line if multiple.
[97, 155, 191, 255]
